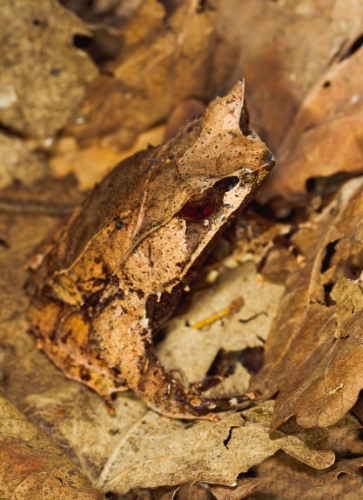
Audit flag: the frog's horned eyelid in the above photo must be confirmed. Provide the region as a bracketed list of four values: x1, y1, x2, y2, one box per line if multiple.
[201, 80, 245, 136]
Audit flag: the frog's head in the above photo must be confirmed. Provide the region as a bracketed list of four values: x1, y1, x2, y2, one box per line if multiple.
[120, 81, 274, 302]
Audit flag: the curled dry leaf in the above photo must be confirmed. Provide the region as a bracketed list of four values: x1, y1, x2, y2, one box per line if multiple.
[250, 177, 363, 428]
[96, 401, 334, 494]
[0, 395, 105, 500]
[209, 478, 258, 500]
[0, 0, 98, 139]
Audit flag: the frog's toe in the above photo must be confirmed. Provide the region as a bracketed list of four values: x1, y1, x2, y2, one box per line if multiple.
[188, 393, 252, 414]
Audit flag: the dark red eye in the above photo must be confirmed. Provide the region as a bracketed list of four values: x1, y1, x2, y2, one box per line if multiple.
[180, 188, 221, 221]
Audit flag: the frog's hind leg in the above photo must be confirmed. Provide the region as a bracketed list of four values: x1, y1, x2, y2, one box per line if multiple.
[120, 337, 251, 420]
[89, 303, 251, 420]
[28, 298, 128, 408]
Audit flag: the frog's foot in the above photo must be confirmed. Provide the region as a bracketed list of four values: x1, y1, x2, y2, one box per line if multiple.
[169, 376, 253, 416]
[118, 350, 252, 420]
[186, 392, 252, 414]
[144, 377, 253, 421]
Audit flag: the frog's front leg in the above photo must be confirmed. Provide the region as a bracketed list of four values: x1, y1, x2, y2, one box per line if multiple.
[90, 299, 250, 420]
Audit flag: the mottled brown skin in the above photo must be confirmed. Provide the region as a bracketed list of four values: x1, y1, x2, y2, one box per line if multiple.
[27, 82, 274, 420]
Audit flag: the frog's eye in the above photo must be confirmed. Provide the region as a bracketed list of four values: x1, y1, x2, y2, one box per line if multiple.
[180, 187, 222, 221]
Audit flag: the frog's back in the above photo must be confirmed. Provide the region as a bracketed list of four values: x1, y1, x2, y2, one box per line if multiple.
[52, 150, 154, 273]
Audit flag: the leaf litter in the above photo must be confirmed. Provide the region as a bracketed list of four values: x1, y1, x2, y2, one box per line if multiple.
[1, 0, 363, 498]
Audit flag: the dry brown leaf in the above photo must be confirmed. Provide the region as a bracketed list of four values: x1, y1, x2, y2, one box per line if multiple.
[67, 0, 218, 148]
[252, 451, 363, 499]
[329, 414, 363, 457]
[259, 33, 363, 205]
[96, 401, 334, 494]
[250, 177, 363, 428]
[216, 0, 363, 152]
[0, 395, 105, 499]
[164, 98, 206, 142]
[0, 0, 98, 139]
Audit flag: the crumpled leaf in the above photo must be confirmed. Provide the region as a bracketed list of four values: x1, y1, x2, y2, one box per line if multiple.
[0, 0, 98, 139]
[68, 0, 218, 148]
[0, 395, 105, 500]
[250, 177, 363, 428]
[97, 401, 334, 494]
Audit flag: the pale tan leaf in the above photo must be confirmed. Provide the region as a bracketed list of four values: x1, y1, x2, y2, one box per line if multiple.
[97, 402, 334, 494]
[158, 261, 284, 384]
